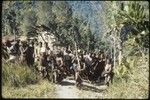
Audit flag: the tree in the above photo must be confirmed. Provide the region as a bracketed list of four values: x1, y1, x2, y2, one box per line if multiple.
[19, 9, 37, 37]
[52, 1, 72, 24]
[35, 1, 54, 27]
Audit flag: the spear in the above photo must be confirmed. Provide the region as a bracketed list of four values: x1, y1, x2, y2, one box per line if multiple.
[74, 41, 81, 71]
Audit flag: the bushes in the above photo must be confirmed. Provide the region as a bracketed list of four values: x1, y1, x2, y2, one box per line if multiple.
[2, 62, 39, 87]
[105, 55, 149, 99]
[2, 61, 56, 98]
[2, 80, 56, 98]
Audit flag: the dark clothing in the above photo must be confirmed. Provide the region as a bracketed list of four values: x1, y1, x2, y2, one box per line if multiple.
[92, 60, 105, 81]
[26, 46, 34, 67]
[63, 54, 72, 68]
[2, 45, 9, 59]
[9, 44, 18, 55]
[16, 43, 21, 56]
[20, 45, 28, 65]
[40, 55, 48, 67]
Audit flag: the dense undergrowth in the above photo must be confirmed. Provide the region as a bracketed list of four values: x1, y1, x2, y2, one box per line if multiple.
[2, 61, 55, 98]
[104, 55, 149, 99]
[2, 61, 39, 87]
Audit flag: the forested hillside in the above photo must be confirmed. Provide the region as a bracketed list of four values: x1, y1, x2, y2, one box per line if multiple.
[2, 1, 149, 99]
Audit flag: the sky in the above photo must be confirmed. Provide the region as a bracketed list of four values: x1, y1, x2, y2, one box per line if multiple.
[67, 1, 103, 36]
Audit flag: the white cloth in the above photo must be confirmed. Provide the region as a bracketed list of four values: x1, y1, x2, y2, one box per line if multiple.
[7, 55, 16, 62]
[47, 49, 51, 55]
[105, 64, 111, 72]
[85, 54, 92, 66]
[63, 51, 68, 55]
[9, 55, 16, 60]
[69, 53, 74, 59]
[40, 47, 46, 53]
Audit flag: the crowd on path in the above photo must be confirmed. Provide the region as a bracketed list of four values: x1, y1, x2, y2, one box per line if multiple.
[2, 38, 114, 87]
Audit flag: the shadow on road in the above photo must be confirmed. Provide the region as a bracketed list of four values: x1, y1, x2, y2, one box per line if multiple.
[60, 81, 75, 86]
[79, 84, 105, 93]
[58, 79, 106, 93]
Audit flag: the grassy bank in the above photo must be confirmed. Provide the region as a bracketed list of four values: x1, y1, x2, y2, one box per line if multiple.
[103, 56, 149, 99]
[1, 55, 149, 98]
[2, 80, 56, 98]
[2, 61, 56, 98]
[2, 61, 39, 87]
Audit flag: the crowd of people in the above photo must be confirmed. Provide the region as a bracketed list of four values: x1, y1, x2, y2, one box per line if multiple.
[2, 38, 114, 87]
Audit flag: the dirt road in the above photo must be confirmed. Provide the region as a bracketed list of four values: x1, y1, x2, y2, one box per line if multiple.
[2, 77, 108, 98]
[51, 77, 108, 98]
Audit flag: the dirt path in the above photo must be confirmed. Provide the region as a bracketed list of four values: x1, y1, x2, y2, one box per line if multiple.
[2, 77, 107, 98]
[54, 80, 79, 98]
[52, 77, 108, 98]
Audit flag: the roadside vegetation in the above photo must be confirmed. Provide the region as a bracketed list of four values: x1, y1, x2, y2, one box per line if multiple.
[2, 1, 149, 99]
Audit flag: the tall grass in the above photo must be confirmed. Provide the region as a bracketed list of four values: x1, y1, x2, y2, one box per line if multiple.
[2, 80, 56, 98]
[104, 55, 149, 99]
[2, 60, 56, 98]
[2, 61, 39, 87]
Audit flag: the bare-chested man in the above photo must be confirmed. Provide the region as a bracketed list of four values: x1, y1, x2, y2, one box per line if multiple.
[102, 58, 113, 86]
[20, 41, 29, 65]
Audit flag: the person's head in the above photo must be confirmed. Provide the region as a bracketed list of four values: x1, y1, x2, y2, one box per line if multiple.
[68, 50, 71, 54]
[39, 42, 42, 47]
[31, 41, 34, 46]
[22, 41, 27, 46]
[57, 51, 62, 57]
[66, 46, 68, 50]
[90, 53, 93, 58]
[95, 53, 99, 58]
[100, 52, 105, 59]
[81, 53, 84, 58]
[106, 58, 111, 64]
[105, 54, 109, 59]
[98, 53, 101, 59]
[19, 41, 23, 46]
[17, 39, 20, 44]
[42, 52, 46, 57]
[99, 50, 103, 55]
[35, 42, 38, 46]
[45, 42, 48, 47]
[74, 59, 78, 64]
[83, 50, 87, 55]
[3, 41, 7, 46]
[93, 53, 96, 58]
[25, 41, 28, 46]
[6, 40, 11, 47]
[34, 38, 38, 43]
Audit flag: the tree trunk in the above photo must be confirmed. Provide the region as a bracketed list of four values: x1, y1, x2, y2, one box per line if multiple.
[118, 49, 122, 65]
[113, 37, 116, 67]
[111, 47, 113, 59]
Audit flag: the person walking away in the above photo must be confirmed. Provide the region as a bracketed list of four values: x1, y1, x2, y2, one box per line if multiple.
[102, 58, 112, 86]
[20, 41, 28, 65]
[26, 41, 34, 68]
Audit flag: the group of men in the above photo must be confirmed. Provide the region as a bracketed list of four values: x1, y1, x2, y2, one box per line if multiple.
[2, 38, 114, 86]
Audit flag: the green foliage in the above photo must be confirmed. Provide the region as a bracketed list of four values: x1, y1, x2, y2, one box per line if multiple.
[118, 1, 149, 48]
[19, 9, 37, 36]
[2, 62, 39, 87]
[2, 80, 56, 98]
[36, 1, 54, 27]
[52, 1, 72, 24]
[106, 55, 149, 98]
[2, 1, 97, 51]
